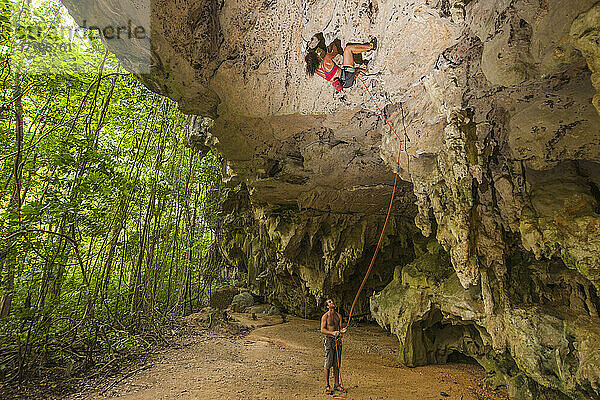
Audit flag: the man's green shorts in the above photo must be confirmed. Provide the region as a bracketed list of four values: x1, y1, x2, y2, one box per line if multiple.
[323, 336, 342, 369]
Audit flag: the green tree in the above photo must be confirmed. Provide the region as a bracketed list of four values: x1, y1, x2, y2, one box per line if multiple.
[0, 0, 224, 389]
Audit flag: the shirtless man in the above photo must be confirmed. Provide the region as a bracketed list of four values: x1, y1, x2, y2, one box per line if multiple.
[320, 298, 347, 395]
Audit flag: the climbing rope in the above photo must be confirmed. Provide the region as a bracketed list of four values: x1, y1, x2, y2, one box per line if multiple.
[333, 336, 345, 398]
[332, 74, 408, 398]
[345, 74, 405, 328]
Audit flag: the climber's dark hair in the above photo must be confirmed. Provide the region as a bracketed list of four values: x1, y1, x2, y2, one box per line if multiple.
[305, 50, 320, 76]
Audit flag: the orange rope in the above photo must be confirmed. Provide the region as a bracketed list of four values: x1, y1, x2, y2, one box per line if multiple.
[357, 74, 404, 142]
[345, 74, 403, 329]
[333, 337, 345, 398]
[331, 74, 405, 398]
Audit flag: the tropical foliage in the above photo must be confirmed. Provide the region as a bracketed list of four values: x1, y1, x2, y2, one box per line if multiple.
[0, 0, 223, 390]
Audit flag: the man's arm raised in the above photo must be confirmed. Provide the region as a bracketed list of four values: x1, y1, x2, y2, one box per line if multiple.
[338, 312, 347, 335]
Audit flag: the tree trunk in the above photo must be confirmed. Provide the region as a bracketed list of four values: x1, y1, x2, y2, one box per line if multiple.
[1, 74, 24, 318]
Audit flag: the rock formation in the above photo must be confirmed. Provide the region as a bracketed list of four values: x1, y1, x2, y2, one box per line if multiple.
[59, 0, 600, 398]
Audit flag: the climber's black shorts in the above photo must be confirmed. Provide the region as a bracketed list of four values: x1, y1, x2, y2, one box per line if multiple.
[324, 336, 342, 369]
[339, 66, 355, 88]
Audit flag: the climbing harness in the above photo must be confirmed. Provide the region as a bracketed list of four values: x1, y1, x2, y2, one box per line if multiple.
[331, 74, 409, 398]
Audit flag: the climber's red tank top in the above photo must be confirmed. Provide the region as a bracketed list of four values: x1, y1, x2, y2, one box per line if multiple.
[318, 61, 339, 81]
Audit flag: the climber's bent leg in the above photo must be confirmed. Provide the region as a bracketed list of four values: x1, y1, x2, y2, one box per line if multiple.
[342, 43, 373, 67]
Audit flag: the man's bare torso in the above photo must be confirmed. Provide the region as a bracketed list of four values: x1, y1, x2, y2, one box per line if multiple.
[322, 310, 341, 337]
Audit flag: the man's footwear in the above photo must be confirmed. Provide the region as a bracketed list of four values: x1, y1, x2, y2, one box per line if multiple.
[334, 384, 347, 393]
[324, 385, 334, 395]
[370, 37, 377, 51]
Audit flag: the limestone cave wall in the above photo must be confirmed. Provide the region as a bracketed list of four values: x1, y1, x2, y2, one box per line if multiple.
[212, 182, 421, 319]
[59, 0, 600, 398]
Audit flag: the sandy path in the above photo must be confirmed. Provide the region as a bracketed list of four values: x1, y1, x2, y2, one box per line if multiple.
[77, 317, 507, 400]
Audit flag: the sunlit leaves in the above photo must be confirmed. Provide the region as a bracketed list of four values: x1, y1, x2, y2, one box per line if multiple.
[0, 1, 222, 387]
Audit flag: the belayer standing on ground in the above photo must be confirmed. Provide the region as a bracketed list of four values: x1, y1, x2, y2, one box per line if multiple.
[305, 37, 377, 92]
[321, 298, 347, 395]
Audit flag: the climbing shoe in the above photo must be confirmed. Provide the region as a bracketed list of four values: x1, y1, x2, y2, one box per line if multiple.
[370, 37, 377, 51]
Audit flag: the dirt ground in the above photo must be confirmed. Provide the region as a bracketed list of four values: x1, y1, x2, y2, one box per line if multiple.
[70, 315, 508, 400]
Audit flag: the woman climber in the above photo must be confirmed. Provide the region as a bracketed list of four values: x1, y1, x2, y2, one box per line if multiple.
[305, 36, 377, 92]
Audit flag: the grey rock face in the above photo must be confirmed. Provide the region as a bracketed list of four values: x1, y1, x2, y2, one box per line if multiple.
[212, 184, 421, 319]
[371, 242, 600, 399]
[59, 0, 600, 398]
[232, 292, 254, 311]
